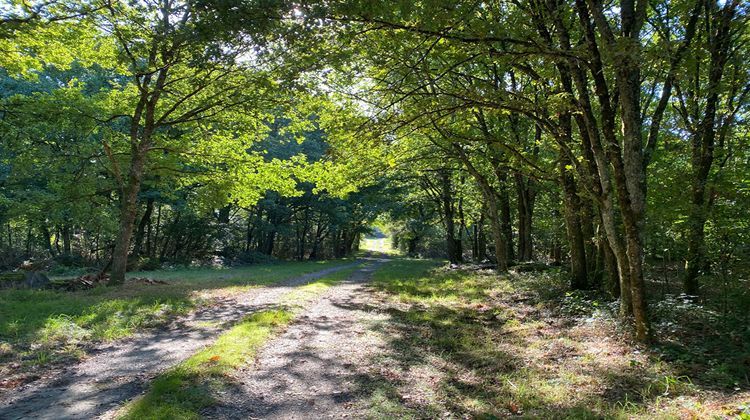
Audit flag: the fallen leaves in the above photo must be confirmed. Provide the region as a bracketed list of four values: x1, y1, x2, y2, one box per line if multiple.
[508, 401, 523, 415]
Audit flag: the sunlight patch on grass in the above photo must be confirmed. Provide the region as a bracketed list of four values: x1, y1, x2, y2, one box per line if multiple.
[120, 309, 293, 420]
[0, 260, 352, 371]
[359, 259, 745, 419]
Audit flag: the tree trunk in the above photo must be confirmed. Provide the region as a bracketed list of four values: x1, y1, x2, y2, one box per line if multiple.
[337, 230, 346, 258]
[601, 229, 620, 297]
[6, 223, 11, 251]
[581, 201, 598, 283]
[472, 222, 479, 262]
[407, 237, 418, 255]
[472, 209, 487, 262]
[439, 170, 463, 264]
[264, 230, 276, 256]
[684, 199, 709, 295]
[146, 207, 154, 257]
[514, 173, 535, 261]
[245, 210, 254, 253]
[150, 204, 161, 258]
[109, 151, 146, 285]
[617, 56, 651, 343]
[61, 225, 72, 256]
[579, 0, 652, 343]
[498, 173, 515, 263]
[108, 62, 168, 285]
[131, 197, 154, 258]
[109, 147, 148, 285]
[477, 219, 487, 262]
[309, 222, 326, 260]
[560, 155, 588, 290]
[453, 146, 507, 270]
[39, 224, 54, 257]
[682, 0, 737, 295]
[551, 240, 562, 266]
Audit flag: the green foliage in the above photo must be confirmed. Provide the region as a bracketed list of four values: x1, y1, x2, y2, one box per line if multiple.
[0, 0, 748, 386]
[0, 0, 377, 273]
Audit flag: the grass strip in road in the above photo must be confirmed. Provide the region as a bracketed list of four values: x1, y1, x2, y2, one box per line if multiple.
[118, 263, 366, 419]
[121, 309, 293, 420]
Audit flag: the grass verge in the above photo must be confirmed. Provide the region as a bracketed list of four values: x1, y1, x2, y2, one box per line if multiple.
[118, 263, 365, 419]
[0, 259, 353, 379]
[355, 259, 750, 419]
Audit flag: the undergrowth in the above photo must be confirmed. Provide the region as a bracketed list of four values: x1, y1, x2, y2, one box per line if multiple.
[356, 259, 749, 419]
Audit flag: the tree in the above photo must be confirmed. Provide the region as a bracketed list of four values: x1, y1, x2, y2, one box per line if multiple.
[675, 0, 749, 294]
[300, 0, 742, 342]
[87, 0, 293, 284]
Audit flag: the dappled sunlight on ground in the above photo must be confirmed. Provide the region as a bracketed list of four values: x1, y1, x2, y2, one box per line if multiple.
[0, 262, 362, 419]
[3, 258, 748, 418]
[0, 260, 353, 391]
[347, 260, 750, 419]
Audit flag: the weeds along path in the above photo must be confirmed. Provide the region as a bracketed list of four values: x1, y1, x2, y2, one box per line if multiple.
[204, 257, 391, 420]
[0, 262, 361, 420]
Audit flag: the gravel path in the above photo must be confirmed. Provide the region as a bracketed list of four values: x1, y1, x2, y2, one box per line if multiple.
[204, 257, 390, 419]
[0, 262, 360, 420]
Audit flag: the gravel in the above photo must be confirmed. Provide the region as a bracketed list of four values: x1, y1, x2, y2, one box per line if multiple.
[204, 257, 390, 420]
[0, 262, 361, 420]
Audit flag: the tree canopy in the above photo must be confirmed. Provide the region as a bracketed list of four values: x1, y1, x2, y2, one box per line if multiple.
[1, 0, 749, 345]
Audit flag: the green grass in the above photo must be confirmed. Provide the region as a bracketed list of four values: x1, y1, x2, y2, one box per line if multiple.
[0, 259, 353, 369]
[281, 263, 363, 305]
[121, 309, 294, 420]
[119, 263, 365, 419]
[357, 259, 748, 419]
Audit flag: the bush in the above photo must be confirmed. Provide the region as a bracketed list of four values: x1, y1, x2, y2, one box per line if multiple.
[228, 251, 276, 265]
[46, 265, 96, 277]
[137, 257, 162, 271]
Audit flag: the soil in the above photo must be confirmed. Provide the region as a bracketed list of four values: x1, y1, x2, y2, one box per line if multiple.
[0, 262, 361, 420]
[203, 258, 390, 420]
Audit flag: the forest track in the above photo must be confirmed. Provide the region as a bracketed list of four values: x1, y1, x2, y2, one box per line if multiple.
[203, 256, 390, 419]
[0, 262, 361, 420]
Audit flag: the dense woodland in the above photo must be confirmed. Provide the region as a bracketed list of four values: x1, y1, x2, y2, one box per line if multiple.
[1, 0, 749, 347]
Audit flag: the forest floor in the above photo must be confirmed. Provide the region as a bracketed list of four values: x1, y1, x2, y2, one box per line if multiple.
[1, 256, 749, 419]
[341, 259, 750, 419]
